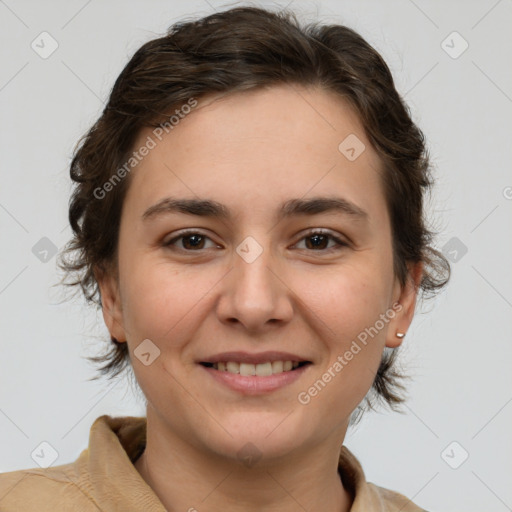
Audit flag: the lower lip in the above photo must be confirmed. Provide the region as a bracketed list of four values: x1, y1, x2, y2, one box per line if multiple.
[199, 364, 311, 395]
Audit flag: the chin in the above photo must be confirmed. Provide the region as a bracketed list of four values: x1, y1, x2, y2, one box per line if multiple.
[199, 410, 311, 463]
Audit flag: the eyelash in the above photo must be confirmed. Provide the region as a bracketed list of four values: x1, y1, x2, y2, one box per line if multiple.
[163, 229, 349, 254]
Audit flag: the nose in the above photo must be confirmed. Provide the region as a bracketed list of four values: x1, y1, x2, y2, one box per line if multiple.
[216, 241, 293, 333]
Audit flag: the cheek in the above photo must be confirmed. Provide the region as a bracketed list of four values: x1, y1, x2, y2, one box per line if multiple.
[118, 261, 211, 410]
[119, 256, 218, 344]
[294, 261, 391, 401]
[296, 257, 392, 339]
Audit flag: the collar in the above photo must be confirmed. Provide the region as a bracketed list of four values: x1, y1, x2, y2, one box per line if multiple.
[65, 414, 415, 511]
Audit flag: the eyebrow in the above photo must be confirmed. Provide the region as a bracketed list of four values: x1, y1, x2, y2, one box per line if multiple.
[141, 196, 369, 223]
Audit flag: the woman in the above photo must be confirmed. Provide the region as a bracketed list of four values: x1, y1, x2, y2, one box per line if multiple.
[0, 6, 450, 511]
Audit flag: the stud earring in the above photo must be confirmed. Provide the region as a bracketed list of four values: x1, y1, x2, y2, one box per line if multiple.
[395, 332, 405, 339]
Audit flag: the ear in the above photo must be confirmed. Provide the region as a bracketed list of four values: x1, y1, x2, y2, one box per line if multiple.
[94, 265, 127, 343]
[385, 261, 424, 348]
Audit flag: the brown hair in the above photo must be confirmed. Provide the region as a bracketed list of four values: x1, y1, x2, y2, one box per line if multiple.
[58, 5, 450, 418]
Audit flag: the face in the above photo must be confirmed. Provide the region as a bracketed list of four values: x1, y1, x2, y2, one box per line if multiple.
[98, 83, 421, 463]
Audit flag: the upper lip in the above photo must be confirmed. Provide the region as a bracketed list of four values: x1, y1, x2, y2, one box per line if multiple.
[199, 351, 311, 365]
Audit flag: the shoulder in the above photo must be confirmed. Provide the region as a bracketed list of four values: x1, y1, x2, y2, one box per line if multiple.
[367, 482, 430, 512]
[0, 462, 96, 511]
[0, 414, 148, 511]
[338, 446, 430, 512]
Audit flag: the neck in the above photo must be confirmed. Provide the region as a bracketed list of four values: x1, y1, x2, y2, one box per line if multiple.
[134, 408, 353, 512]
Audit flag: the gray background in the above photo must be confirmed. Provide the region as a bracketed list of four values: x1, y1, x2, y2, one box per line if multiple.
[1, 1, 511, 510]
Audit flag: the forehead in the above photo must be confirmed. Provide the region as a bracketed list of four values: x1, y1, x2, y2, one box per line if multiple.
[123, 84, 386, 224]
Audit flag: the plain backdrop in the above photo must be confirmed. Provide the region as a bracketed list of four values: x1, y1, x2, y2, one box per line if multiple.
[1, 1, 511, 511]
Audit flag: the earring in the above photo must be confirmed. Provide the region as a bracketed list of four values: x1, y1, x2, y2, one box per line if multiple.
[395, 332, 405, 339]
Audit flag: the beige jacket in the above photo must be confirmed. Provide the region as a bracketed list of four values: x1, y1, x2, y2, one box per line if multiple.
[0, 415, 428, 511]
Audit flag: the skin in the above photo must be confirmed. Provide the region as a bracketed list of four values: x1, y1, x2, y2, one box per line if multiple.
[97, 83, 423, 512]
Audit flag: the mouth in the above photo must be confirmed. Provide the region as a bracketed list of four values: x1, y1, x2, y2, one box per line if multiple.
[197, 351, 313, 394]
[199, 360, 312, 376]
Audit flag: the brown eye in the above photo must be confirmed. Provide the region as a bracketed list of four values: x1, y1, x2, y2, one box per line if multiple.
[163, 231, 218, 251]
[295, 230, 348, 252]
[180, 234, 206, 250]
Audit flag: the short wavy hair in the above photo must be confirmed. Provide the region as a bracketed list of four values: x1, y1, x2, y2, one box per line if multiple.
[58, 5, 451, 420]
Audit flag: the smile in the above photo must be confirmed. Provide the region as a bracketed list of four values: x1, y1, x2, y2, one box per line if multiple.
[197, 350, 313, 394]
[200, 360, 310, 376]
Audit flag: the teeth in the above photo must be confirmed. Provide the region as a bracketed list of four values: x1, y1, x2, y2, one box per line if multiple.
[256, 362, 272, 376]
[271, 361, 283, 373]
[240, 363, 256, 376]
[226, 361, 239, 374]
[211, 360, 304, 376]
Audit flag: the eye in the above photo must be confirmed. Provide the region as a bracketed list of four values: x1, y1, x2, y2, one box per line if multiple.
[162, 229, 349, 253]
[163, 230, 219, 251]
[294, 229, 348, 252]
